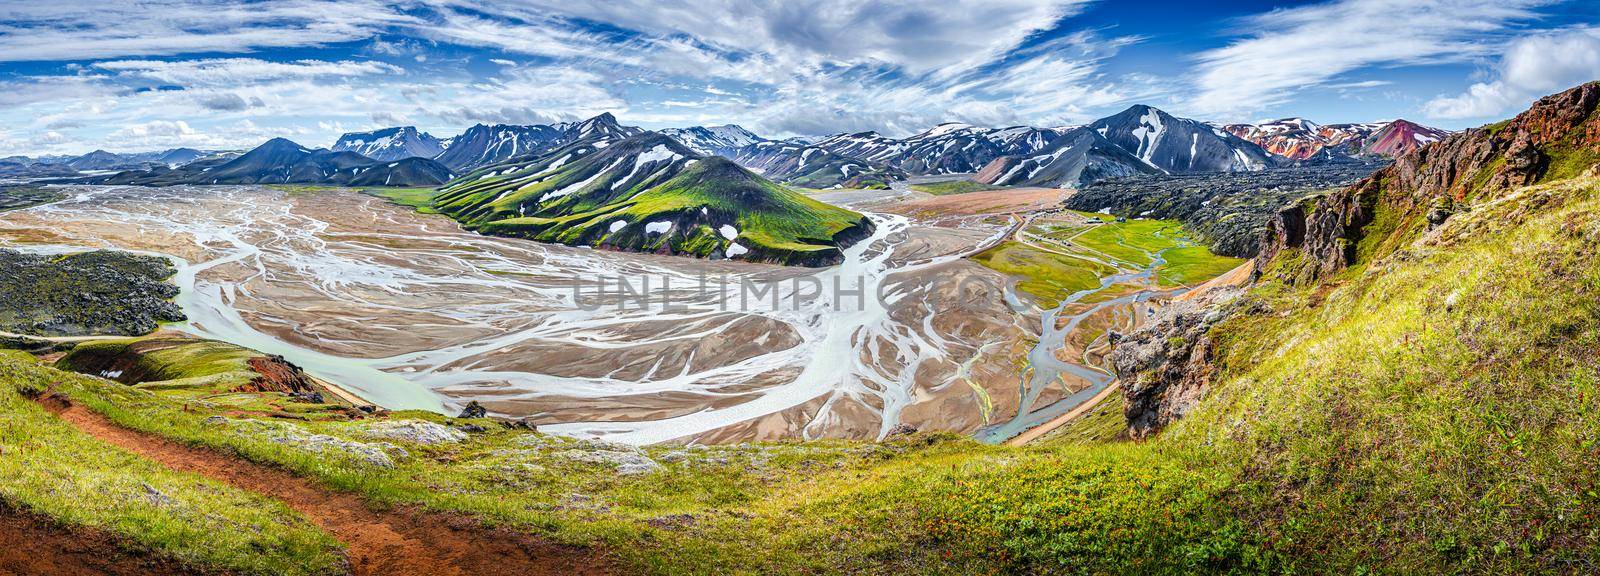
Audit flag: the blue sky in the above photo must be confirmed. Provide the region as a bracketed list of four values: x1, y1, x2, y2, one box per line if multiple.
[1, 0, 1597, 155]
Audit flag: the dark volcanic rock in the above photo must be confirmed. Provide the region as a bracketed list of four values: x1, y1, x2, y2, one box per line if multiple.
[1066, 161, 1386, 257]
[0, 249, 185, 337]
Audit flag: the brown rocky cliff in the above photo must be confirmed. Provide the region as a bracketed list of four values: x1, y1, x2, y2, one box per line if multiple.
[1258, 81, 1600, 284]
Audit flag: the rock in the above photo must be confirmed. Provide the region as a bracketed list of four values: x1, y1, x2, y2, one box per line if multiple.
[457, 401, 487, 419]
[361, 420, 468, 445]
[230, 420, 400, 468]
[139, 483, 175, 508]
[1111, 287, 1242, 438]
[884, 423, 918, 437]
[553, 449, 662, 476]
[202, 415, 230, 426]
[456, 424, 487, 434]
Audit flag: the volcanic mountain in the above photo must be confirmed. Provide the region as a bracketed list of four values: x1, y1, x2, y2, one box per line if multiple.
[1088, 105, 1275, 173]
[431, 131, 873, 266]
[430, 113, 643, 171]
[732, 141, 905, 189]
[973, 127, 1160, 187]
[661, 124, 765, 157]
[331, 126, 446, 161]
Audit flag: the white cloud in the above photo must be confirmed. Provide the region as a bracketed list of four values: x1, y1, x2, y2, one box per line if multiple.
[1424, 28, 1600, 119]
[1188, 0, 1549, 119]
[0, 1, 418, 61]
[93, 58, 404, 87]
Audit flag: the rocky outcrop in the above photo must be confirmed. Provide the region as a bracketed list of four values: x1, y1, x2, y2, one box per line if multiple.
[1258, 81, 1600, 283]
[0, 249, 184, 337]
[1110, 287, 1243, 439]
[241, 355, 317, 395]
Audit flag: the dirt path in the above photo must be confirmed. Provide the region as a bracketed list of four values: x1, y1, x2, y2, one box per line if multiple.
[40, 395, 610, 576]
[0, 505, 207, 576]
[1003, 383, 1121, 446]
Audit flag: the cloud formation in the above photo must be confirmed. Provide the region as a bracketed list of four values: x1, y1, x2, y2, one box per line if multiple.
[1424, 27, 1600, 119]
[1189, 0, 1549, 118]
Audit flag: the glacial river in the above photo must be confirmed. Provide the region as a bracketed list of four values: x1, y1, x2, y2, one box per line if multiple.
[2, 185, 1026, 444]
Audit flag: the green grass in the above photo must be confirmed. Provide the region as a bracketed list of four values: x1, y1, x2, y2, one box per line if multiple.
[55, 337, 350, 418]
[1158, 246, 1244, 287]
[971, 241, 1113, 308]
[909, 180, 1000, 195]
[1073, 218, 1182, 267]
[0, 353, 345, 575]
[436, 147, 870, 265]
[361, 187, 440, 214]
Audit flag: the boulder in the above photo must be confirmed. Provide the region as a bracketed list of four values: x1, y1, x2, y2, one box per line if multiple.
[361, 420, 468, 445]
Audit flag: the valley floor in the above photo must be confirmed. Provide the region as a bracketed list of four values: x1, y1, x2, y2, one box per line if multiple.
[3, 172, 1591, 573]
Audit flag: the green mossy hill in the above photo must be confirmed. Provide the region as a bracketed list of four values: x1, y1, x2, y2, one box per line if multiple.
[55, 337, 354, 420]
[0, 249, 184, 337]
[432, 133, 873, 267]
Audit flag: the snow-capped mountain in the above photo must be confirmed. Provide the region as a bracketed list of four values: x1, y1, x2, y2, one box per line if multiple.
[429, 124, 564, 170]
[1089, 105, 1275, 174]
[732, 141, 904, 189]
[434, 131, 873, 266]
[431, 113, 642, 171]
[812, 123, 1066, 176]
[86, 138, 454, 187]
[661, 125, 765, 157]
[331, 126, 446, 162]
[974, 127, 1159, 188]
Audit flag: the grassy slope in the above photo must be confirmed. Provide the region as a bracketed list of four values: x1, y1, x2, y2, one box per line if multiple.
[1167, 176, 1600, 571]
[0, 352, 345, 576]
[359, 187, 440, 214]
[56, 338, 348, 418]
[3, 178, 1594, 573]
[432, 142, 869, 262]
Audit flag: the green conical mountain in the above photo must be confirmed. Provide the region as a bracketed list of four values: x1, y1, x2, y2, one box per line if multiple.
[433, 132, 873, 266]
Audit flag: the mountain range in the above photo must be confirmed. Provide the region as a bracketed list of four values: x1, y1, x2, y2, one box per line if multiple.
[1222, 117, 1447, 161]
[15, 109, 1444, 192]
[84, 138, 454, 187]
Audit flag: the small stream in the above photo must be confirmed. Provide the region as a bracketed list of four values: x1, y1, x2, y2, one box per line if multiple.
[974, 237, 1184, 444]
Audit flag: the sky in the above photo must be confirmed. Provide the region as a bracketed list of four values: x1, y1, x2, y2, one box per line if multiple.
[1, 0, 1598, 156]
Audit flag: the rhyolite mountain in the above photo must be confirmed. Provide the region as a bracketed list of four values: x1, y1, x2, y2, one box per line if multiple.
[1223, 118, 1447, 161]
[429, 113, 643, 171]
[85, 138, 455, 187]
[331, 126, 446, 161]
[732, 141, 905, 189]
[660, 125, 765, 157]
[431, 131, 873, 266]
[1358, 119, 1448, 157]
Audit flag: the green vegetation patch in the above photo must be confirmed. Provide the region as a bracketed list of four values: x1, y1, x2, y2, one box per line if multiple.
[971, 241, 1112, 308]
[0, 354, 345, 575]
[362, 187, 440, 214]
[0, 185, 65, 213]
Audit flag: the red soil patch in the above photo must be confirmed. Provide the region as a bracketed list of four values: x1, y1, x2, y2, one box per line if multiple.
[39, 394, 612, 576]
[0, 503, 207, 576]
